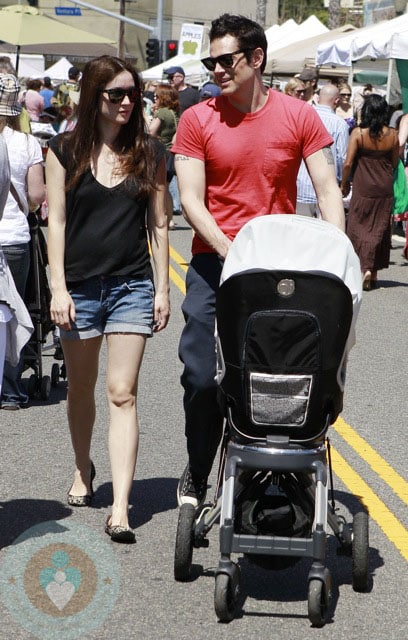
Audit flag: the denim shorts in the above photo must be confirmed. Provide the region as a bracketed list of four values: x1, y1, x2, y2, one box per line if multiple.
[60, 275, 155, 340]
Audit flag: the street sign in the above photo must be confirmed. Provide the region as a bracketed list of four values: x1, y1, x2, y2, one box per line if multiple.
[55, 7, 82, 16]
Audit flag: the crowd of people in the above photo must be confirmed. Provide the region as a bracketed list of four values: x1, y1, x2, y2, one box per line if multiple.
[0, 12, 407, 542]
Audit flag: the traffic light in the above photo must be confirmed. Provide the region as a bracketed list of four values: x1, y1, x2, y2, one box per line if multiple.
[145, 38, 161, 67]
[165, 40, 178, 60]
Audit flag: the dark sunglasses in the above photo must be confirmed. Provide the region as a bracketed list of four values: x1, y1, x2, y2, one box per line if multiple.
[101, 87, 139, 104]
[340, 93, 351, 97]
[201, 48, 253, 72]
[295, 89, 305, 94]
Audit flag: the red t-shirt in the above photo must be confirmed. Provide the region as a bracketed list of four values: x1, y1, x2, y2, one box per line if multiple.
[172, 89, 333, 254]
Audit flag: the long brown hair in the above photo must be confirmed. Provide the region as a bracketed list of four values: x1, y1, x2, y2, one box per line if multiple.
[62, 55, 156, 196]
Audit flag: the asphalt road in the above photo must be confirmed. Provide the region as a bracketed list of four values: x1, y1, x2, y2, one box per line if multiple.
[0, 217, 407, 640]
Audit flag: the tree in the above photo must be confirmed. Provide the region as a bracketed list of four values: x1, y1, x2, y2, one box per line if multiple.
[256, 0, 267, 27]
[328, 0, 341, 28]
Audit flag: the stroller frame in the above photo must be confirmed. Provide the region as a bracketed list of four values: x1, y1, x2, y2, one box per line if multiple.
[174, 216, 369, 627]
[24, 212, 64, 400]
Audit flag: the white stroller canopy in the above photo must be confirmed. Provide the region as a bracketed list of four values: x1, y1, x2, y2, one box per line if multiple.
[220, 215, 362, 350]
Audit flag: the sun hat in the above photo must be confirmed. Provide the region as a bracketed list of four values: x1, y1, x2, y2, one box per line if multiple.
[0, 74, 22, 116]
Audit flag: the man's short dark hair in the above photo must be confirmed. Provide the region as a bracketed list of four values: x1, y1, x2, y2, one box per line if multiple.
[68, 66, 80, 80]
[209, 13, 267, 74]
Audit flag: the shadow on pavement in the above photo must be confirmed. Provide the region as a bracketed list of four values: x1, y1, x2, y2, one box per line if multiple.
[93, 477, 179, 529]
[0, 499, 72, 550]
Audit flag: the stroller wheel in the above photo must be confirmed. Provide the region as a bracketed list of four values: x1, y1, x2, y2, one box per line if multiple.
[51, 363, 60, 387]
[174, 503, 196, 582]
[308, 577, 330, 627]
[352, 511, 369, 592]
[214, 569, 239, 623]
[28, 374, 38, 398]
[40, 375, 51, 400]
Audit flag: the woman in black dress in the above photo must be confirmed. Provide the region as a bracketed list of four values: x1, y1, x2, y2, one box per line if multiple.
[341, 94, 399, 290]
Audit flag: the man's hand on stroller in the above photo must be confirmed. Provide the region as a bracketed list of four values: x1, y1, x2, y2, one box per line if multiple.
[50, 290, 76, 331]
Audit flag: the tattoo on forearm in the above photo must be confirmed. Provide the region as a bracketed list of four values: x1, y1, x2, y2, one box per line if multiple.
[322, 146, 334, 165]
[174, 155, 190, 162]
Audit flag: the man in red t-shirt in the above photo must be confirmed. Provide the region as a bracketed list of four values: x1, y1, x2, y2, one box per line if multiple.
[173, 13, 345, 509]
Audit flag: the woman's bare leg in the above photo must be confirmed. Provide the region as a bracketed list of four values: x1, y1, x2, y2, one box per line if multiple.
[106, 333, 147, 528]
[61, 336, 103, 495]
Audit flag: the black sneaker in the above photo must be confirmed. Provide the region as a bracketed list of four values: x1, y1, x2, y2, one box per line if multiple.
[177, 464, 207, 508]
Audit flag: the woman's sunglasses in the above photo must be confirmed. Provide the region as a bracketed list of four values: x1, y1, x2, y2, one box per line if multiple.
[201, 48, 253, 72]
[340, 93, 351, 98]
[101, 87, 139, 104]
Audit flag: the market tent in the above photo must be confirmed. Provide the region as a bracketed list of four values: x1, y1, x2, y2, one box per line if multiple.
[316, 13, 408, 66]
[39, 56, 73, 81]
[315, 13, 408, 108]
[141, 54, 208, 85]
[1, 52, 44, 77]
[265, 24, 356, 75]
[267, 15, 328, 58]
[265, 19, 298, 52]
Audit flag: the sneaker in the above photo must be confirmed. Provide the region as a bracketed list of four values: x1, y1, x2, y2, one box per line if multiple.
[177, 464, 207, 508]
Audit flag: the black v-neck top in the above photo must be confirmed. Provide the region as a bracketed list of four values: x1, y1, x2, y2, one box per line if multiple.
[49, 134, 164, 284]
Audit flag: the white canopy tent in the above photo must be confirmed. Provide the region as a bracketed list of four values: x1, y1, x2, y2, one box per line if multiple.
[265, 24, 355, 76]
[141, 54, 208, 85]
[3, 52, 44, 77]
[316, 13, 408, 67]
[315, 13, 408, 105]
[41, 56, 73, 81]
[267, 15, 328, 57]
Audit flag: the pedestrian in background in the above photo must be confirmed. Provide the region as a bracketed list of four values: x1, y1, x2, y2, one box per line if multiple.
[163, 66, 199, 114]
[284, 77, 306, 99]
[21, 78, 44, 122]
[46, 55, 170, 543]
[297, 84, 349, 218]
[0, 74, 45, 410]
[341, 94, 399, 290]
[40, 76, 54, 109]
[148, 83, 179, 229]
[336, 82, 356, 132]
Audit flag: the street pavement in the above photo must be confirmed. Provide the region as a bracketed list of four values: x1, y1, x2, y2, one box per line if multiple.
[0, 217, 407, 640]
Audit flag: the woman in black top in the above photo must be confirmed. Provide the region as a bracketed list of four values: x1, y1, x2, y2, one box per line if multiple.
[46, 56, 170, 543]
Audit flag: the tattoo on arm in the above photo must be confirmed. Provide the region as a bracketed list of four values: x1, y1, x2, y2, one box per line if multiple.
[174, 154, 190, 162]
[322, 146, 334, 165]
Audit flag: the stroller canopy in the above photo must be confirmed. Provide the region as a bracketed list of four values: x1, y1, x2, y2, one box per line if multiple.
[220, 215, 362, 350]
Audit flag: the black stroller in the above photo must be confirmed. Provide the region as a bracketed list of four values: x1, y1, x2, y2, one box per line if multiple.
[174, 215, 368, 626]
[23, 211, 64, 400]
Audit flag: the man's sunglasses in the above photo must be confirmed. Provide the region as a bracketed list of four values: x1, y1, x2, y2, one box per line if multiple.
[201, 48, 253, 72]
[101, 87, 139, 104]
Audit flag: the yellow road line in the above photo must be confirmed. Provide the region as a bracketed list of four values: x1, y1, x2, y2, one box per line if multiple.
[169, 246, 188, 273]
[334, 417, 408, 507]
[331, 447, 408, 561]
[169, 264, 186, 295]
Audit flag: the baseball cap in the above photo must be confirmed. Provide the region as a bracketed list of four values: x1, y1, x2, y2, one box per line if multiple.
[0, 74, 21, 116]
[163, 66, 185, 77]
[298, 67, 318, 82]
[199, 82, 221, 99]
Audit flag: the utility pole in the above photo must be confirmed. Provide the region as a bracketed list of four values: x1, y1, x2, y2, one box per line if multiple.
[118, 0, 125, 59]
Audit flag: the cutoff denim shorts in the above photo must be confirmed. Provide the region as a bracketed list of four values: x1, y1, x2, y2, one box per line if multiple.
[60, 275, 155, 340]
